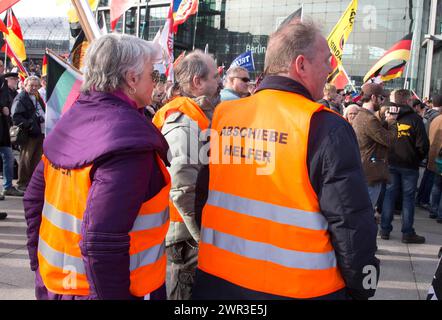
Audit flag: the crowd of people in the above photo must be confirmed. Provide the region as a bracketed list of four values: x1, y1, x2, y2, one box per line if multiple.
[0, 18, 441, 300]
[323, 80, 442, 241]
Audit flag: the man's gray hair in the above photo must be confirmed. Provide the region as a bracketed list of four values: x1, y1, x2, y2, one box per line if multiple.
[264, 18, 321, 75]
[24, 75, 41, 86]
[81, 33, 158, 93]
[175, 50, 213, 94]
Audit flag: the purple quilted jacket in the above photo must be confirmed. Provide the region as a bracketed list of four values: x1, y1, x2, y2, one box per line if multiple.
[23, 90, 169, 300]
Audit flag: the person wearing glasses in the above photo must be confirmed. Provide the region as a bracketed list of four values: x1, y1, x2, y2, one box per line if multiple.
[23, 34, 170, 300]
[220, 66, 251, 101]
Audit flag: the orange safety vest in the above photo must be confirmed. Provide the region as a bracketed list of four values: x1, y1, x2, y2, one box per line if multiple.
[38, 154, 170, 297]
[198, 89, 346, 299]
[153, 97, 209, 223]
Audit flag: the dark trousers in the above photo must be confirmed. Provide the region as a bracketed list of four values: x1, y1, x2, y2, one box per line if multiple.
[417, 168, 435, 205]
[381, 166, 419, 235]
[17, 135, 43, 189]
[166, 240, 198, 300]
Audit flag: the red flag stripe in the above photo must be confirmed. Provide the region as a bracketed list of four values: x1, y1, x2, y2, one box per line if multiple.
[4, 40, 28, 76]
[0, 0, 20, 15]
[7, 9, 24, 40]
[383, 62, 406, 77]
[110, 0, 134, 30]
[0, 18, 8, 34]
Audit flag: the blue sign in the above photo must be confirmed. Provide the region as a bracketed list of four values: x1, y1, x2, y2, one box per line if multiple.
[230, 51, 255, 72]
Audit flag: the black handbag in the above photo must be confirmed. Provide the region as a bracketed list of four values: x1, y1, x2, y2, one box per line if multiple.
[9, 123, 28, 146]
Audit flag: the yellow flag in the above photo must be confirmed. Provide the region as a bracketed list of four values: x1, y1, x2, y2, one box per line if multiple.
[327, 0, 358, 66]
[68, 0, 99, 23]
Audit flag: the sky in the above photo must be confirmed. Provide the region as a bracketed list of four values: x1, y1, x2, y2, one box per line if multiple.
[8, 0, 69, 18]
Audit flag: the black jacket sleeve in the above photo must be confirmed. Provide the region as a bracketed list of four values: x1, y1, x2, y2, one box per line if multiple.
[308, 111, 380, 300]
[414, 115, 430, 163]
[12, 94, 34, 129]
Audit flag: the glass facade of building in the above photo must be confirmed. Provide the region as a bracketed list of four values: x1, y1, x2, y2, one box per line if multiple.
[20, 17, 70, 58]
[97, 0, 441, 96]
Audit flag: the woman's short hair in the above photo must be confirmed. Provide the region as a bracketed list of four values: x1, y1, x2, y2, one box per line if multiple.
[81, 33, 159, 93]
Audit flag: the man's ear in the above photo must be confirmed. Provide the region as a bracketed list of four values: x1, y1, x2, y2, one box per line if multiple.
[192, 75, 201, 90]
[293, 55, 306, 75]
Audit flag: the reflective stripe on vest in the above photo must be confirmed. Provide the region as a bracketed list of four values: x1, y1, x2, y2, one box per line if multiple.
[198, 89, 346, 299]
[153, 97, 210, 223]
[206, 190, 328, 231]
[38, 236, 86, 274]
[38, 155, 170, 297]
[201, 227, 337, 270]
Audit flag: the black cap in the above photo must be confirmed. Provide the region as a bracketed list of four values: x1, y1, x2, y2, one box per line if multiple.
[3, 72, 19, 79]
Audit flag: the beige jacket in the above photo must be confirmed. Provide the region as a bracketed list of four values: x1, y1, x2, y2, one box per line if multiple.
[428, 114, 442, 174]
[161, 96, 216, 246]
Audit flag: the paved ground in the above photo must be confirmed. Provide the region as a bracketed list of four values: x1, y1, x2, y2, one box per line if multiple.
[1, 195, 441, 300]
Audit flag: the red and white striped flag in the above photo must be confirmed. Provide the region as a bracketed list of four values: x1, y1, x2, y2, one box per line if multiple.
[110, 0, 135, 30]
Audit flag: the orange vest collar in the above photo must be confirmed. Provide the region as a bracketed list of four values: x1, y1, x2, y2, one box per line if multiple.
[152, 97, 210, 130]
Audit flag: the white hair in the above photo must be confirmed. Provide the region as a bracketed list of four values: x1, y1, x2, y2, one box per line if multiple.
[343, 104, 361, 119]
[24, 75, 40, 86]
[81, 33, 158, 93]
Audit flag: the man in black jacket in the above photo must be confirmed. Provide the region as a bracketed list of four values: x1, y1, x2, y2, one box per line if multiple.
[11, 75, 45, 192]
[381, 89, 429, 243]
[1, 72, 24, 200]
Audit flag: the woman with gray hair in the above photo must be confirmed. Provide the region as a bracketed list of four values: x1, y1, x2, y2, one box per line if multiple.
[343, 104, 361, 125]
[23, 34, 171, 300]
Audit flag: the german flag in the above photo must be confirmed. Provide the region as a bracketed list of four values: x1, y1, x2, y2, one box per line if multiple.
[42, 54, 48, 76]
[363, 33, 412, 83]
[1, 15, 28, 80]
[4, 9, 26, 62]
[380, 61, 407, 82]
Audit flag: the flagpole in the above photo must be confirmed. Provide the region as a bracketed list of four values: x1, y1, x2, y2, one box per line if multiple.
[4, 9, 8, 72]
[403, 27, 417, 89]
[192, 10, 199, 50]
[300, 3, 304, 22]
[341, 65, 357, 92]
[70, 0, 102, 42]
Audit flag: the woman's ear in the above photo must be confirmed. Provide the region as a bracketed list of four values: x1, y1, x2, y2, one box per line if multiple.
[125, 70, 138, 89]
